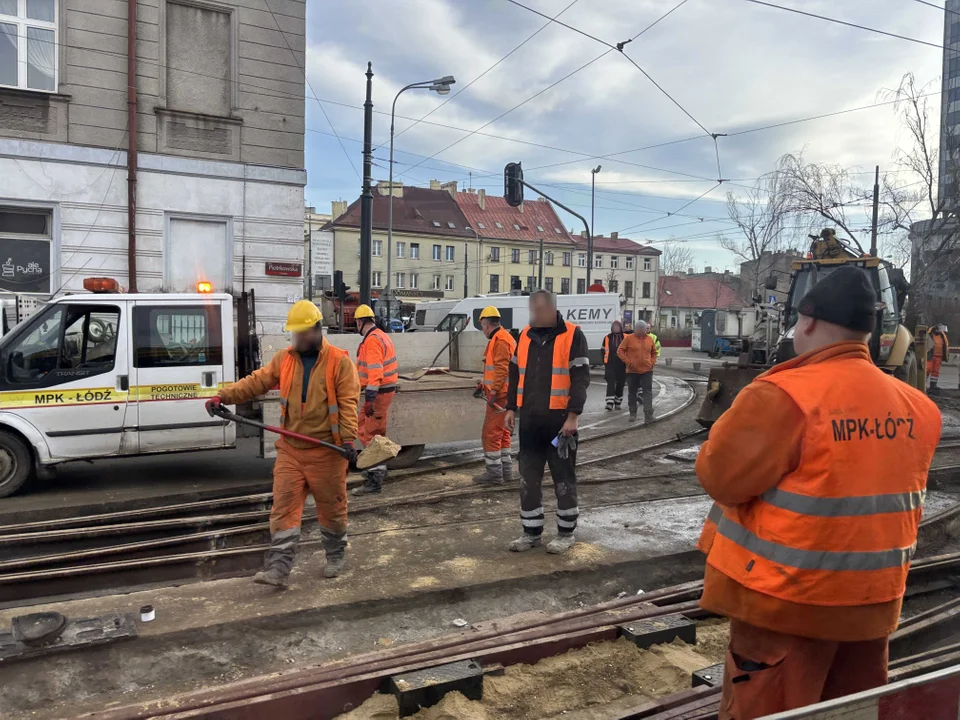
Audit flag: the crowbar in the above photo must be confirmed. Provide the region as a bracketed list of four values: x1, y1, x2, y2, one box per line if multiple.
[208, 404, 352, 459]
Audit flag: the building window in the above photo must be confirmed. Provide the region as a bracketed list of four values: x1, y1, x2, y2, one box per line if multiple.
[577, 253, 586, 268]
[411, 243, 420, 259]
[670, 315, 677, 329]
[372, 239, 382, 257]
[432, 244, 441, 261]
[477, 222, 485, 229]
[490, 274, 499, 293]
[563, 252, 571, 267]
[545, 251, 554, 266]
[951, 55, 960, 78]
[642, 281, 651, 299]
[510, 275, 520, 290]
[372, 271, 382, 288]
[594, 255, 603, 269]
[576, 278, 585, 294]
[0, 0, 57, 91]
[560, 277, 570, 294]
[396, 242, 405, 258]
[716, 313, 727, 333]
[644, 257, 652, 271]
[395, 272, 405, 289]
[445, 275, 454, 291]
[536, 225, 544, 232]
[445, 246, 455, 262]
[410, 273, 418, 289]
[625, 281, 633, 298]
[513, 223, 521, 230]
[490, 246, 501, 262]
[625, 256, 634, 270]
[511, 249, 520, 263]
[447, 221, 456, 229]
[950, 87, 960, 104]
[166, 2, 233, 117]
[528, 250, 536, 265]
[526, 275, 536, 290]
[952, 21, 960, 44]
[544, 276, 553, 292]
[609, 279, 618, 293]
[432, 274, 441, 290]
[0, 207, 53, 293]
[495, 222, 503, 229]
[610, 256, 619, 269]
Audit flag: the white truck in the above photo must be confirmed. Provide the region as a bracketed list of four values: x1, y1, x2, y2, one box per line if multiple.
[434, 293, 622, 365]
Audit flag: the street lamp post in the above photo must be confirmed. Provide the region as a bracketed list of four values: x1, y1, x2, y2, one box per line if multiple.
[589, 165, 601, 287]
[384, 75, 456, 326]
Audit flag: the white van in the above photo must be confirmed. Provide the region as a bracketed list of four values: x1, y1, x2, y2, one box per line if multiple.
[410, 298, 459, 332]
[435, 293, 621, 364]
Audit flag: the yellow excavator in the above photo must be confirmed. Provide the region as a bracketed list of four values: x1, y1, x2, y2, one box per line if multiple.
[698, 229, 924, 427]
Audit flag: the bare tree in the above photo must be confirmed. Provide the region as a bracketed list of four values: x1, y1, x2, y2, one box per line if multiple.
[659, 240, 696, 276]
[719, 168, 794, 298]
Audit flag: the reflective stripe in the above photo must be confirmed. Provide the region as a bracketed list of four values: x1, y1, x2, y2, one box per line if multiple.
[510, 355, 518, 365]
[760, 488, 926, 517]
[556, 506, 579, 518]
[328, 404, 338, 414]
[366, 384, 380, 391]
[522, 518, 545, 528]
[557, 517, 577, 529]
[484, 365, 496, 371]
[520, 506, 544, 518]
[484, 452, 500, 462]
[550, 389, 570, 397]
[383, 356, 397, 366]
[483, 379, 494, 385]
[716, 516, 915, 572]
[517, 387, 524, 395]
[279, 398, 288, 407]
[706, 502, 723, 524]
[553, 367, 569, 375]
[365, 363, 383, 370]
[330, 423, 339, 434]
[569, 356, 590, 368]
[518, 367, 525, 374]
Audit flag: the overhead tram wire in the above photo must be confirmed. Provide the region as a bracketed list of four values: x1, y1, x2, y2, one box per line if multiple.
[615, 183, 724, 234]
[742, 0, 945, 50]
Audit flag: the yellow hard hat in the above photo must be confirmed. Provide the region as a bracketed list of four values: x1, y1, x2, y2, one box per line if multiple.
[285, 300, 323, 332]
[354, 303, 376, 320]
[479, 305, 501, 319]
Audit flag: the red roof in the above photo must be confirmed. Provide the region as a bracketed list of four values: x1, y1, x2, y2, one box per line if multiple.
[573, 234, 661, 256]
[455, 191, 575, 245]
[323, 186, 472, 238]
[659, 275, 743, 309]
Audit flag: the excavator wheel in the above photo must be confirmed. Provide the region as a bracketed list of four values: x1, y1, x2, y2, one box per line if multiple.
[893, 348, 920, 392]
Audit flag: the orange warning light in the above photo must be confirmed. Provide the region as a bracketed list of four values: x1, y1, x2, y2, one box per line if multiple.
[197, 281, 213, 293]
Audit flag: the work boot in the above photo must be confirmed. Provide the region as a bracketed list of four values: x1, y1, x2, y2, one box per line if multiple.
[323, 556, 346, 578]
[351, 466, 385, 496]
[321, 528, 347, 578]
[628, 412, 638, 422]
[473, 467, 505, 485]
[508, 534, 542, 552]
[546, 533, 576, 555]
[605, 398, 614, 411]
[644, 413, 654, 425]
[614, 396, 623, 410]
[253, 567, 289, 588]
[501, 461, 514, 484]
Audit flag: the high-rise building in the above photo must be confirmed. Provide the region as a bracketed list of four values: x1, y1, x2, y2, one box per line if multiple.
[940, 0, 960, 200]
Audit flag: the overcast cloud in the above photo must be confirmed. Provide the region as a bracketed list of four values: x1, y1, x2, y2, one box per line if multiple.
[302, 0, 944, 269]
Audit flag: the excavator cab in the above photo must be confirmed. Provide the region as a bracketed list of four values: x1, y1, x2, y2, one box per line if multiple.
[697, 230, 921, 428]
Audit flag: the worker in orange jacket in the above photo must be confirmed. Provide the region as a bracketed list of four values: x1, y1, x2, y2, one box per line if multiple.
[208, 300, 360, 586]
[351, 304, 399, 496]
[927, 324, 950, 392]
[617, 320, 658, 422]
[695, 266, 941, 719]
[474, 305, 517, 485]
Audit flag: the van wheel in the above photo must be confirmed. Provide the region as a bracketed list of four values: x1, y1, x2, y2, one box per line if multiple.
[0, 431, 34, 498]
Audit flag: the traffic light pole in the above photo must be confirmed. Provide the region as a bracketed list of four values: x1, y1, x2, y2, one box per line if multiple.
[359, 62, 374, 305]
[518, 179, 593, 287]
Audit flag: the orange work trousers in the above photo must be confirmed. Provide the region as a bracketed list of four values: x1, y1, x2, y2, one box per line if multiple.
[271, 439, 349, 536]
[928, 355, 943, 380]
[358, 391, 394, 445]
[719, 619, 888, 720]
[482, 400, 511, 453]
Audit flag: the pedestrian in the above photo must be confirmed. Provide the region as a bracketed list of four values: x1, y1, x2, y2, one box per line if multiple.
[617, 320, 658, 422]
[927, 324, 950, 392]
[648, 326, 662, 358]
[504, 290, 590, 554]
[602, 320, 627, 411]
[351, 304, 399, 496]
[695, 265, 941, 719]
[208, 300, 360, 586]
[474, 306, 517, 485]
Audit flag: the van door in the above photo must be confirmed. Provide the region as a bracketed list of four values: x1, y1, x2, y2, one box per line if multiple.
[130, 299, 230, 452]
[0, 300, 129, 459]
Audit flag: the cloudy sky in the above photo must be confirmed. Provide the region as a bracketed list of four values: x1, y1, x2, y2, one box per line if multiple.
[302, 0, 944, 270]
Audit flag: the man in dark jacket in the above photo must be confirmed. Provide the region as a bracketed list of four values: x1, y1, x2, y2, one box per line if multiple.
[602, 320, 626, 411]
[505, 290, 590, 555]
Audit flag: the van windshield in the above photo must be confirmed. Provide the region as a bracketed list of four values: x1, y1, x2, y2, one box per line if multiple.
[436, 313, 466, 332]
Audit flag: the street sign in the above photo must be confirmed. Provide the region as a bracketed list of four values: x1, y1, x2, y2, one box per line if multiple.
[311, 230, 334, 278]
[768, 295, 776, 304]
[265, 262, 302, 277]
[0, 238, 50, 294]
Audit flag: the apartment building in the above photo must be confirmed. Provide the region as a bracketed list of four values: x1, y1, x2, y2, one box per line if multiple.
[571, 232, 660, 325]
[0, 0, 306, 334]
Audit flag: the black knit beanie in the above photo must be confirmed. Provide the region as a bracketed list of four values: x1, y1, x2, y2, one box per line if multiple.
[797, 265, 877, 333]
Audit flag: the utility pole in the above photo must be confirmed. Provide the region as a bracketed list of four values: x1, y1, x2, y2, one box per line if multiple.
[589, 165, 601, 286]
[538, 238, 544, 288]
[359, 62, 374, 305]
[870, 164, 880, 257]
[307, 220, 313, 301]
[463, 240, 468, 298]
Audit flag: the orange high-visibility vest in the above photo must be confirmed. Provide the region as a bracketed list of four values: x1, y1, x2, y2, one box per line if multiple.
[278, 345, 349, 444]
[483, 327, 517, 395]
[357, 328, 399, 393]
[516, 323, 579, 411]
[701, 358, 941, 606]
[602, 335, 610, 363]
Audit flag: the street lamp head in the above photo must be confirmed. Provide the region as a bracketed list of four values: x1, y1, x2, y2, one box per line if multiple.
[430, 75, 456, 95]
[593, 165, 602, 174]
[432, 84, 451, 95]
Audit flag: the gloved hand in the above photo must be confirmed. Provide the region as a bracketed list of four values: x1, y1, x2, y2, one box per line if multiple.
[473, 382, 486, 399]
[556, 432, 578, 460]
[205, 396, 223, 417]
[363, 400, 375, 417]
[341, 442, 358, 464]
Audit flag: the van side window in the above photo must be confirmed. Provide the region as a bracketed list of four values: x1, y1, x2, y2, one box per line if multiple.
[5, 305, 121, 386]
[134, 305, 222, 368]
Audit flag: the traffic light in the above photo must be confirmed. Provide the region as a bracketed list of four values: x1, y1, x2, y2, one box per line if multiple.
[504, 162, 524, 207]
[334, 270, 349, 303]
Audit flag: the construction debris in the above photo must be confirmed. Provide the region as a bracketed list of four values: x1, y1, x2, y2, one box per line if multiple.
[357, 435, 402, 469]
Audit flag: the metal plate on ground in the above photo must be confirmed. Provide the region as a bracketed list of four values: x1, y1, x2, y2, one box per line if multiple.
[388, 658, 483, 716]
[618, 615, 696, 650]
[0, 613, 137, 663]
[692, 662, 725, 688]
